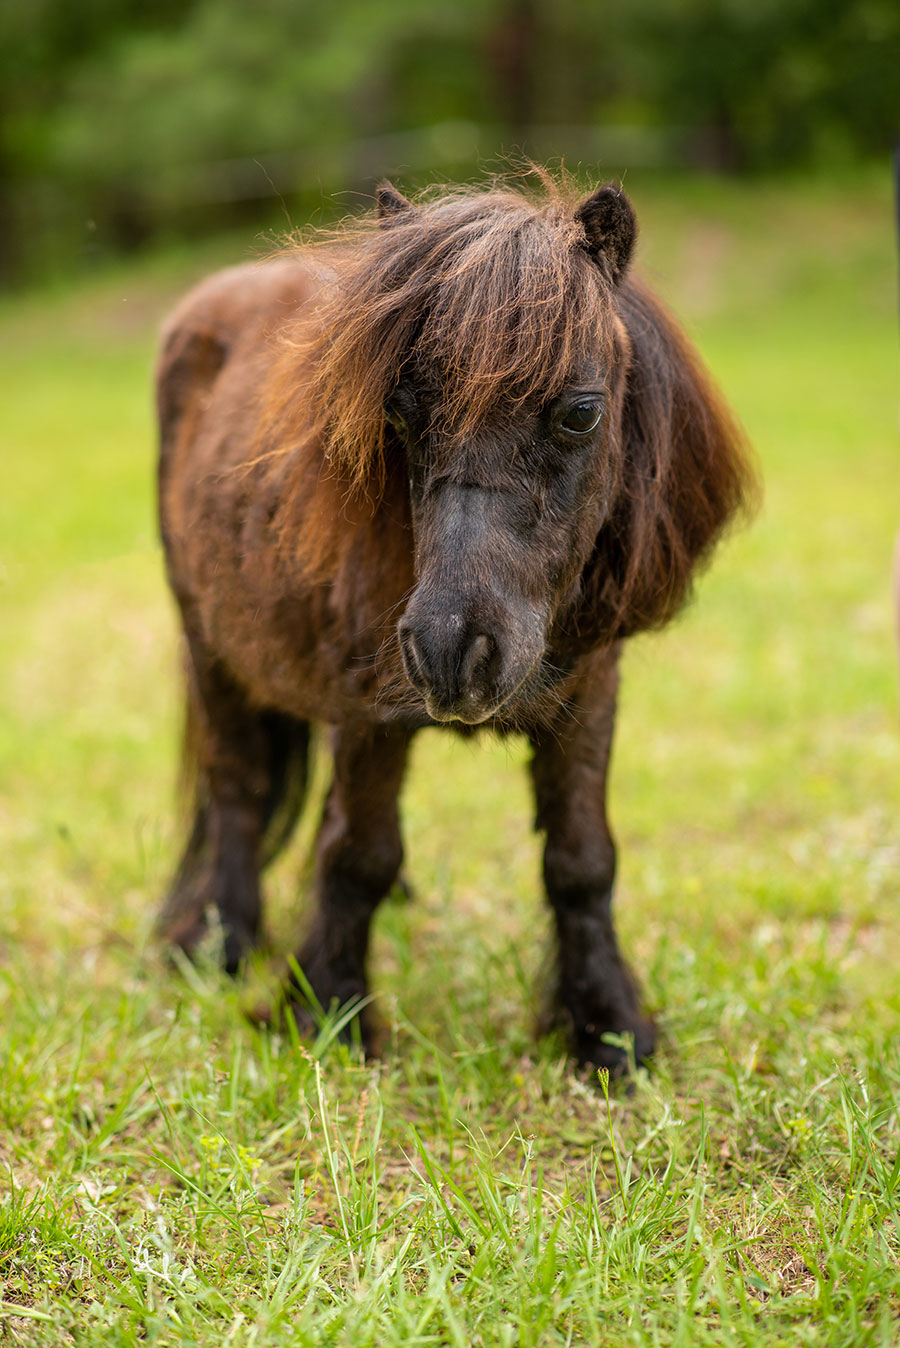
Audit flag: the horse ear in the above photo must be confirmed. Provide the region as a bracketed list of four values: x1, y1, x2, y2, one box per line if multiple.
[575, 183, 637, 284]
[376, 181, 414, 225]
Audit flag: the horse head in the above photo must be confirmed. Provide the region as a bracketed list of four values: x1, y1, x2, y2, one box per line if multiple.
[380, 184, 637, 723]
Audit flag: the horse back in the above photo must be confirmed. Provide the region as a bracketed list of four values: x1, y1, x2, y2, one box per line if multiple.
[156, 256, 320, 475]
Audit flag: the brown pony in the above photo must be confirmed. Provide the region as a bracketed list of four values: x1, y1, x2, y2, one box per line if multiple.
[156, 174, 753, 1072]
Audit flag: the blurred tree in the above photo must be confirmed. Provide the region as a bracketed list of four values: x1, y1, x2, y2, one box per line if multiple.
[620, 0, 900, 168]
[0, 0, 191, 279]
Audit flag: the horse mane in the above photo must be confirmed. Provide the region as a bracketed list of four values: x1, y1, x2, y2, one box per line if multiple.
[260, 174, 755, 637]
[580, 276, 756, 642]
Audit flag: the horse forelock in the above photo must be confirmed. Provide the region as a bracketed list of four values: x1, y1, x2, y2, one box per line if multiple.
[268, 184, 620, 498]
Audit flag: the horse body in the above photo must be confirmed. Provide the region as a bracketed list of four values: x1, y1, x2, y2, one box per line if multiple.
[157, 178, 752, 1070]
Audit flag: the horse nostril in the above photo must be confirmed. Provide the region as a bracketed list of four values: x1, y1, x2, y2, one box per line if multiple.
[460, 631, 496, 696]
[399, 625, 430, 690]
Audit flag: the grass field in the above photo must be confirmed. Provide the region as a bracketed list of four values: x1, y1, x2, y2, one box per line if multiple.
[1, 169, 899, 1346]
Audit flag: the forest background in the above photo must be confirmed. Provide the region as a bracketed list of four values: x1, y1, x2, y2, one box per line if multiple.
[1, 0, 898, 286]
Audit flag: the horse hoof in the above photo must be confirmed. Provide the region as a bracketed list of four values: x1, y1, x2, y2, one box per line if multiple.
[575, 1019, 656, 1077]
[282, 994, 380, 1059]
[158, 909, 209, 961]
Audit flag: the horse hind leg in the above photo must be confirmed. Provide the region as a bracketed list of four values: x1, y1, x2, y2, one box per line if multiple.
[158, 664, 310, 974]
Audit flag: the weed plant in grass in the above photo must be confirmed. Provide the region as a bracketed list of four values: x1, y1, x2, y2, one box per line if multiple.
[1, 170, 899, 1345]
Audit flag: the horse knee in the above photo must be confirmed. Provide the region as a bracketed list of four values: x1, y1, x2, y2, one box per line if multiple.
[543, 834, 616, 908]
[322, 832, 404, 903]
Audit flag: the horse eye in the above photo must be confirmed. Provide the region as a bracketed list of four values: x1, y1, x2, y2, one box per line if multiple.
[385, 400, 408, 433]
[560, 401, 602, 434]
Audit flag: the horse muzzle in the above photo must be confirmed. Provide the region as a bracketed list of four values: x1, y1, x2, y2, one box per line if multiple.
[397, 597, 544, 725]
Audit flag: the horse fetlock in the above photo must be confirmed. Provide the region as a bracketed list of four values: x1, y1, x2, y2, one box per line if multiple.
[557, 942, 654, 1072]
[221, 918, 260, 974]
[159, 891, 257, 975]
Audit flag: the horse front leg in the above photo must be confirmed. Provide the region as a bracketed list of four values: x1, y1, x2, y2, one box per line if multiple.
[292, 722, 411, 1053]
[530, 655, 655, 1073]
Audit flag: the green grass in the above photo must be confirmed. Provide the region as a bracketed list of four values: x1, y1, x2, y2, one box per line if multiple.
[1, 168, 899, 1345]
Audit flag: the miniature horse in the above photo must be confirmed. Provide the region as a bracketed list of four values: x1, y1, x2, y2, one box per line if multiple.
[156, 176, 752, 1071]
